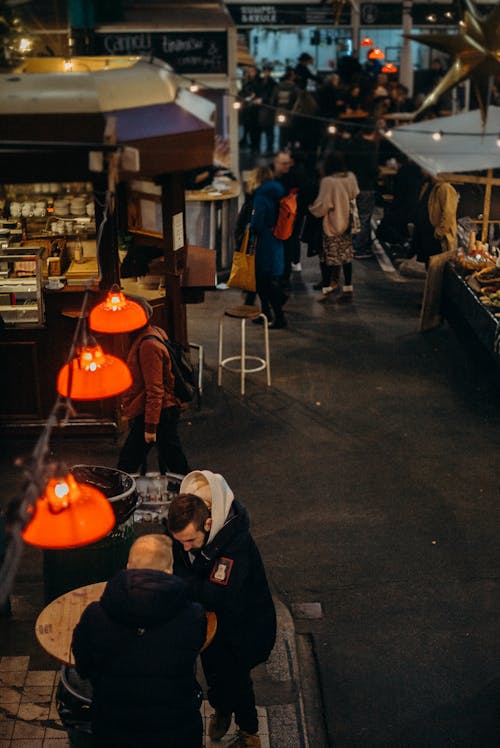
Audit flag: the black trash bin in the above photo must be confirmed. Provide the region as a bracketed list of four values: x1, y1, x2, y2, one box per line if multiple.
[56, 665, 94, 748]
[43, 466, 137, 604]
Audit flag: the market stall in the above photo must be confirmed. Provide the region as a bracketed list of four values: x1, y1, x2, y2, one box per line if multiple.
[385, 107, 500, 359]
[0, 56, 216, 433]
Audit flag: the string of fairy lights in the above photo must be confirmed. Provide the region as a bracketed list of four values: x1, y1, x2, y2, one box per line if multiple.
[175, 67, 500, 146]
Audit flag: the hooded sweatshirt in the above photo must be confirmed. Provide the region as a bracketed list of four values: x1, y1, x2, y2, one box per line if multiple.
[72, 569, 206, 748]
[173, 470, 277, 669]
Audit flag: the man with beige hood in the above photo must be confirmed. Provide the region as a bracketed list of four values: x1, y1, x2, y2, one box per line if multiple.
[167, 470, 276, 748]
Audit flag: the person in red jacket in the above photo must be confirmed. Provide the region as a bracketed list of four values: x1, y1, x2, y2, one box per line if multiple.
[117, 297, 189, 475]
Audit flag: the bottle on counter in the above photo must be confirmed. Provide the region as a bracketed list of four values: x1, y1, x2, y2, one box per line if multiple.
[73, 232, 84, 263]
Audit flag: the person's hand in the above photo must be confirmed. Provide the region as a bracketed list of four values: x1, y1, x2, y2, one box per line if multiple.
[144, 431, 157, 443]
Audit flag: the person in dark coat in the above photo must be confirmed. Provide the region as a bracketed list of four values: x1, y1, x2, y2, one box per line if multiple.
[294, 52, 320, 90]
[256, 65, 278, 155]
[167, 470, 276, 748]
[72, 534, 207, 748]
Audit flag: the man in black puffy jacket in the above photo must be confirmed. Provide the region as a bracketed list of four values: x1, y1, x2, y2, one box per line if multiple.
[167, 471, 276, 748]
[72, 534, 206, 747]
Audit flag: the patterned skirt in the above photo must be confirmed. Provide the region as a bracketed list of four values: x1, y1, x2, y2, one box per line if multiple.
[322, 232, 353, 266]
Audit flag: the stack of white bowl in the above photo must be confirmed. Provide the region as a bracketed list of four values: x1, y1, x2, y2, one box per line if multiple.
[70, 196, 86, 216]
[54, 198, 70, 216]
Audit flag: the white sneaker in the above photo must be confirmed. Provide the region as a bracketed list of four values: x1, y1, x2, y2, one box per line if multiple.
[291, 262, 302, 271]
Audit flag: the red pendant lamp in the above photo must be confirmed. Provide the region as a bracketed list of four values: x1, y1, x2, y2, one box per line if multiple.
[360, 36, 374, 47]
[381, 62, 398, 74]
[368, 47, 385, 60]
[22, 472, 115, 549]
[57, 344, 132, 400]
[89, 288, 149, 333]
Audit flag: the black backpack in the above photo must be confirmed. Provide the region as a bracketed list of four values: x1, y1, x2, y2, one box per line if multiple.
[140, 331, 197, 404]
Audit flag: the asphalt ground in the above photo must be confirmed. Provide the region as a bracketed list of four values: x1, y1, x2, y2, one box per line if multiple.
[1, 251, 500, 747]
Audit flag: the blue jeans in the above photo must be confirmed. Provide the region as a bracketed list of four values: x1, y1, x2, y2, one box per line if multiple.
[353, 191, 375, 254]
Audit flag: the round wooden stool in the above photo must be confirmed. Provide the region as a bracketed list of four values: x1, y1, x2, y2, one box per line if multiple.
[217, 305, 271, 395]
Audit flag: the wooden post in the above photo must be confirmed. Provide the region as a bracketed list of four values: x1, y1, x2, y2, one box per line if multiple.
[482, 168, 493, 243]
[159, 173, 188, 347]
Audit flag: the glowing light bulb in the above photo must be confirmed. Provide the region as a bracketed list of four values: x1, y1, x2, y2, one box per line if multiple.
[385, 129, 393, 138]
[327, 125, 337, 135]
[189, 81, 200, 92]
[63, 59, 73, 72]
[18, 37, 32, 53]
[496, 134, 500, 147]
[277, 113, 287, 124]
[233, 100, 242, 110]
[432, 130, 443, 142]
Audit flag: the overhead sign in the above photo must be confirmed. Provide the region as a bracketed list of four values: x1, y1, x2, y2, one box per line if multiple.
[227, 4, 351, 26]
[92, 32, 228, 74]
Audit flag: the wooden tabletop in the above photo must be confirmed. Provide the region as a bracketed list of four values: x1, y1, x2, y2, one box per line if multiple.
[185, 182, 240, 202]
[36, 581, 217, 665]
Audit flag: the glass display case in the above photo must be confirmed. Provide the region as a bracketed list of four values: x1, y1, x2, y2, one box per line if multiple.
[0, 246, 44, 326]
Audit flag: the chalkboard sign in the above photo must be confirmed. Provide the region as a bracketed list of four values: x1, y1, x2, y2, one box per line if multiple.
[92, 31, 228, 75]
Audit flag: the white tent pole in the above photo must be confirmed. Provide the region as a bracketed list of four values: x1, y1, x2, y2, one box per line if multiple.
[400, 0, 413, 98]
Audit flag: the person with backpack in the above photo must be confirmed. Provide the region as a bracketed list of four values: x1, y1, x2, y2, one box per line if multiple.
[271, 149, 302, 286]
[117, 297, 189, 475]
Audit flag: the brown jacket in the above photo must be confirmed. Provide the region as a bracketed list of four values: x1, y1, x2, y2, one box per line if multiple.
[121, 325, 180, 433]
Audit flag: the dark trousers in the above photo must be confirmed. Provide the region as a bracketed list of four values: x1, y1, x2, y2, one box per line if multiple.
[117, 407, 188, 475]
[353, 190, 375, 253]
[201, 634, 258, 734]
[256, 271, 285, 324]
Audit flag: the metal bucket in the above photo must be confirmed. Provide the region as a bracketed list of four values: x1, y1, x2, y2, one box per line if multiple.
[56, 665, 93, 747]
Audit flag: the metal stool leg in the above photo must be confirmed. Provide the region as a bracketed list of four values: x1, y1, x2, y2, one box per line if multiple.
[217, 316, 224, 387]
[262, 315, 271, 386]
[189, 342, 204, 396]
[241, 317, 246, 396]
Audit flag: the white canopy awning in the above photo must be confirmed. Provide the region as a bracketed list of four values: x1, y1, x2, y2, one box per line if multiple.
[385, 107, 500, 176]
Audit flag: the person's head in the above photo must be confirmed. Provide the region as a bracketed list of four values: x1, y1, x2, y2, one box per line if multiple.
[125, 295, 153, 335]
[262, 64, 273, 77]
[298, 52, 314, 66]
[127, 534, 173, 573]
[273, 150, 293, 176]
[246, 165, 273, 194]
[167, 493, 212, 552]
[322, 151, 347, 176]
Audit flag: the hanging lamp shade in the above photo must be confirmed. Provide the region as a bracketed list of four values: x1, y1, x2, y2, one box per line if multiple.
[368, 47, 385, 60]
[22, 473, 115, 549]
[360, 36, 374, 47]
[57, 344, 132, 400]
[89, 289, 149, 333]
[382, 62, 398, 74]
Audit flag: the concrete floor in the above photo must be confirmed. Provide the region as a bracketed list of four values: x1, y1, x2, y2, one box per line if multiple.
[1, 252, 499, 747]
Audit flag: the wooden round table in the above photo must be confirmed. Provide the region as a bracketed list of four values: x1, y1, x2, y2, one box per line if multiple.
[36, 581, 217, 665]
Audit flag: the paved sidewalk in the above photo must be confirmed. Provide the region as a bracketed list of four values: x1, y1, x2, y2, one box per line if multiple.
[0, 582, 309, 747]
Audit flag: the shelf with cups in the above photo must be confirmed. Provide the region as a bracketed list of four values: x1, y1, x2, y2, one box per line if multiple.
[0, 245, 44, 326]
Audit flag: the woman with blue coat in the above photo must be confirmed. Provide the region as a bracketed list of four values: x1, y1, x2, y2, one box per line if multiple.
[250, 167, 287, 328]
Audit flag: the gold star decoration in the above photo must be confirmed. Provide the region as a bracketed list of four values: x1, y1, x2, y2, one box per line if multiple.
[406, 1, 500, 126]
